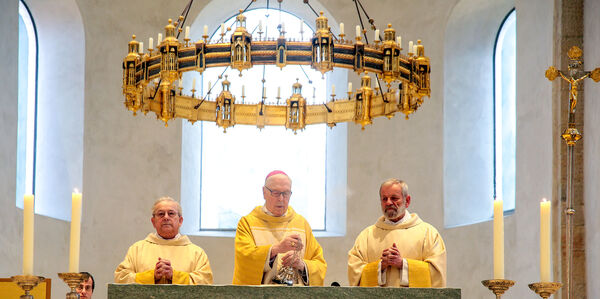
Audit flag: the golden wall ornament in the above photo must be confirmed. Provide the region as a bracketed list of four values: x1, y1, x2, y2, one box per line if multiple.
[122, 1, 431, 132]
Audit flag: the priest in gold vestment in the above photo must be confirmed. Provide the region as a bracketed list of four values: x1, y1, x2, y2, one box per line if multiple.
[348, 179, 446, 287]
[233, 171, 327, 285]
[114, 197, 213, 285]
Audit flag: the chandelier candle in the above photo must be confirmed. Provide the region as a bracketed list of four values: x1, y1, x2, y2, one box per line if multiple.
[540, 198, 551, 282]
[69, 191, 82, 273]
[493, 198, 504, 279]
[23, 194, 34, 275]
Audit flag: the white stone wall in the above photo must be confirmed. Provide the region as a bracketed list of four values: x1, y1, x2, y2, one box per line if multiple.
[0, 1, 571, 299]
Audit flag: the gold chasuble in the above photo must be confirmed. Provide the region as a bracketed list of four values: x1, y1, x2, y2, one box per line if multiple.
[114, 233, 213, 285]
[348, 214, 446, 287]
[233, 206, 327, 285]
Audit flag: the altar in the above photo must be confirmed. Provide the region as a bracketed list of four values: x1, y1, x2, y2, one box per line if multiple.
[107, 284, 461, 299]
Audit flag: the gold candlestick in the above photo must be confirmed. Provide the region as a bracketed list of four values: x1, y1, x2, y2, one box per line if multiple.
[10, 275, 45, 299]
[58, 272, 88, 299]
[529, 282, 562, 299]
[482, 279, 515, 299]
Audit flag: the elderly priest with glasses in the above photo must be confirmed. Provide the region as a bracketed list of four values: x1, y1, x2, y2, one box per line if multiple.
[232, 170, 327, 285]
[114, 197, 213, 285]
[348, 179, 446, 287]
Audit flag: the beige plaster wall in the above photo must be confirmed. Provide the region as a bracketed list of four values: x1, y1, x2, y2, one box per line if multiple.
[0, 1, 565, 299]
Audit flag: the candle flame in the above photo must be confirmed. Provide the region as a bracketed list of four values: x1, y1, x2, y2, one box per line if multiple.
[541, 197, 548, 202]
[73, 188, 80, 194]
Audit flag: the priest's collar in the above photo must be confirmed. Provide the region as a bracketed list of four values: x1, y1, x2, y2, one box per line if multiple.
[154, 232, 181, 240]
[384, 210, 411, 225]
[262, 205, 287, 217]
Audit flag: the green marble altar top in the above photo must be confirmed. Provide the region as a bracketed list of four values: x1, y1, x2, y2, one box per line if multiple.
[108, 284, 461, 298]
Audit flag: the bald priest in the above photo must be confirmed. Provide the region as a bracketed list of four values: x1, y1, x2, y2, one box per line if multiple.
[348, 179, 446, 287]
[232, 170, 327, 285]
[114, 197, 213, 285]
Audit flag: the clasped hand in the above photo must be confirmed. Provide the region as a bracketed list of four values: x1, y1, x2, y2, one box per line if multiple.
[154, 257, 173, 281]
[380, 243, 403, 270]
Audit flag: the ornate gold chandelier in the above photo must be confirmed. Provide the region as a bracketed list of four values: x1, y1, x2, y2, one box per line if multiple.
[122, 1, 431, 132]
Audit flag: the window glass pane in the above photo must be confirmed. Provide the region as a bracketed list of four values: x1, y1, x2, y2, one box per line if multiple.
[494, 10, 516, 211]
[199, 9, 327, 230]
[16, 0, 37, 208]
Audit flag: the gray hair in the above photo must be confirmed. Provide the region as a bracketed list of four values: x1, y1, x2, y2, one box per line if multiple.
[379, 178, 409, 198]
[152, 196, 182, 216]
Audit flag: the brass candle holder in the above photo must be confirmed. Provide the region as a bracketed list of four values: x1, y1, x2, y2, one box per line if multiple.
[58, 272, 89, 299]
[481, 279, 515, 299]
[10, 275, 45, 299]
[529, 282, 562, 298]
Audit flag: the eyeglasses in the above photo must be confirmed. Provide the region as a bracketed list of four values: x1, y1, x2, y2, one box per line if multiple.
[265, 186, 292, 198]
[153, 210, 179, 218]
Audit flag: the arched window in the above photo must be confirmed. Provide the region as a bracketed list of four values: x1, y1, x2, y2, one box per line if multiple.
[181, 5, 347, 236]
[493, 9, 516, 211]
[443, 3, 516, 227]
[15, 0, 85, 220]
[16, 0, 38, 208]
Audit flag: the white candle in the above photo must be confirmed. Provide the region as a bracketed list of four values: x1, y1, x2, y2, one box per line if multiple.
[281, 22, 285, 33]
[263, 87, 266, 98]
[331, 84, 335, 94]
[149, 37, 154, 50]
[397, 36, 401, 48]
[493, 198, 504, 279]
[356, 25, 361, 38]
[413, 45, 418, 55]
[185, 26, 190, 39]
[192, 78, 196, 90]
[178, 80, 183, 88]
[348, 82, 352, 92]
[313, 86, 315, 98]
[139, 42, 143, 54]
[408, 41, 413, 53]
[277, 86, 281, 98]
[69, 191, 82, 273]
[259, 20, 263, 32]
[242, 85, 245, 97]
[158, 33, 162, 44]
[23, 194, 34, 275]
[221, 23, 225, 35]
[340, 23, 344, 35]
[540, 198, 551, 282]
[374, 29, 380, 41]
[203, 25, 208, 36]
[208, 80, 211, 91]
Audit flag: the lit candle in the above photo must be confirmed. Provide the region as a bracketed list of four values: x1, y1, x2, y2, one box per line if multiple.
[348, 82, 352, 92]
[192, 78, 196, 90]
[331, 84, 335, 94]
[139, 42, 143, 54]
[23, 194, 34, 275]
[540, 198, 551, 282]
[408, 41, 413, 53]
[242, 85, 245, 97]
[203, 25, 208, 36]
[356, 25, 361, 38]
[493, 198, 504, 279]
[374, 29, 380, 41]
[69, 190, 82, 273]
[340, 23, 344, 35]
[185, 26, 190, 39]
[149, 37, 154, 50]
[158, 33, 162, 44]
[396, 36, 401, 48]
